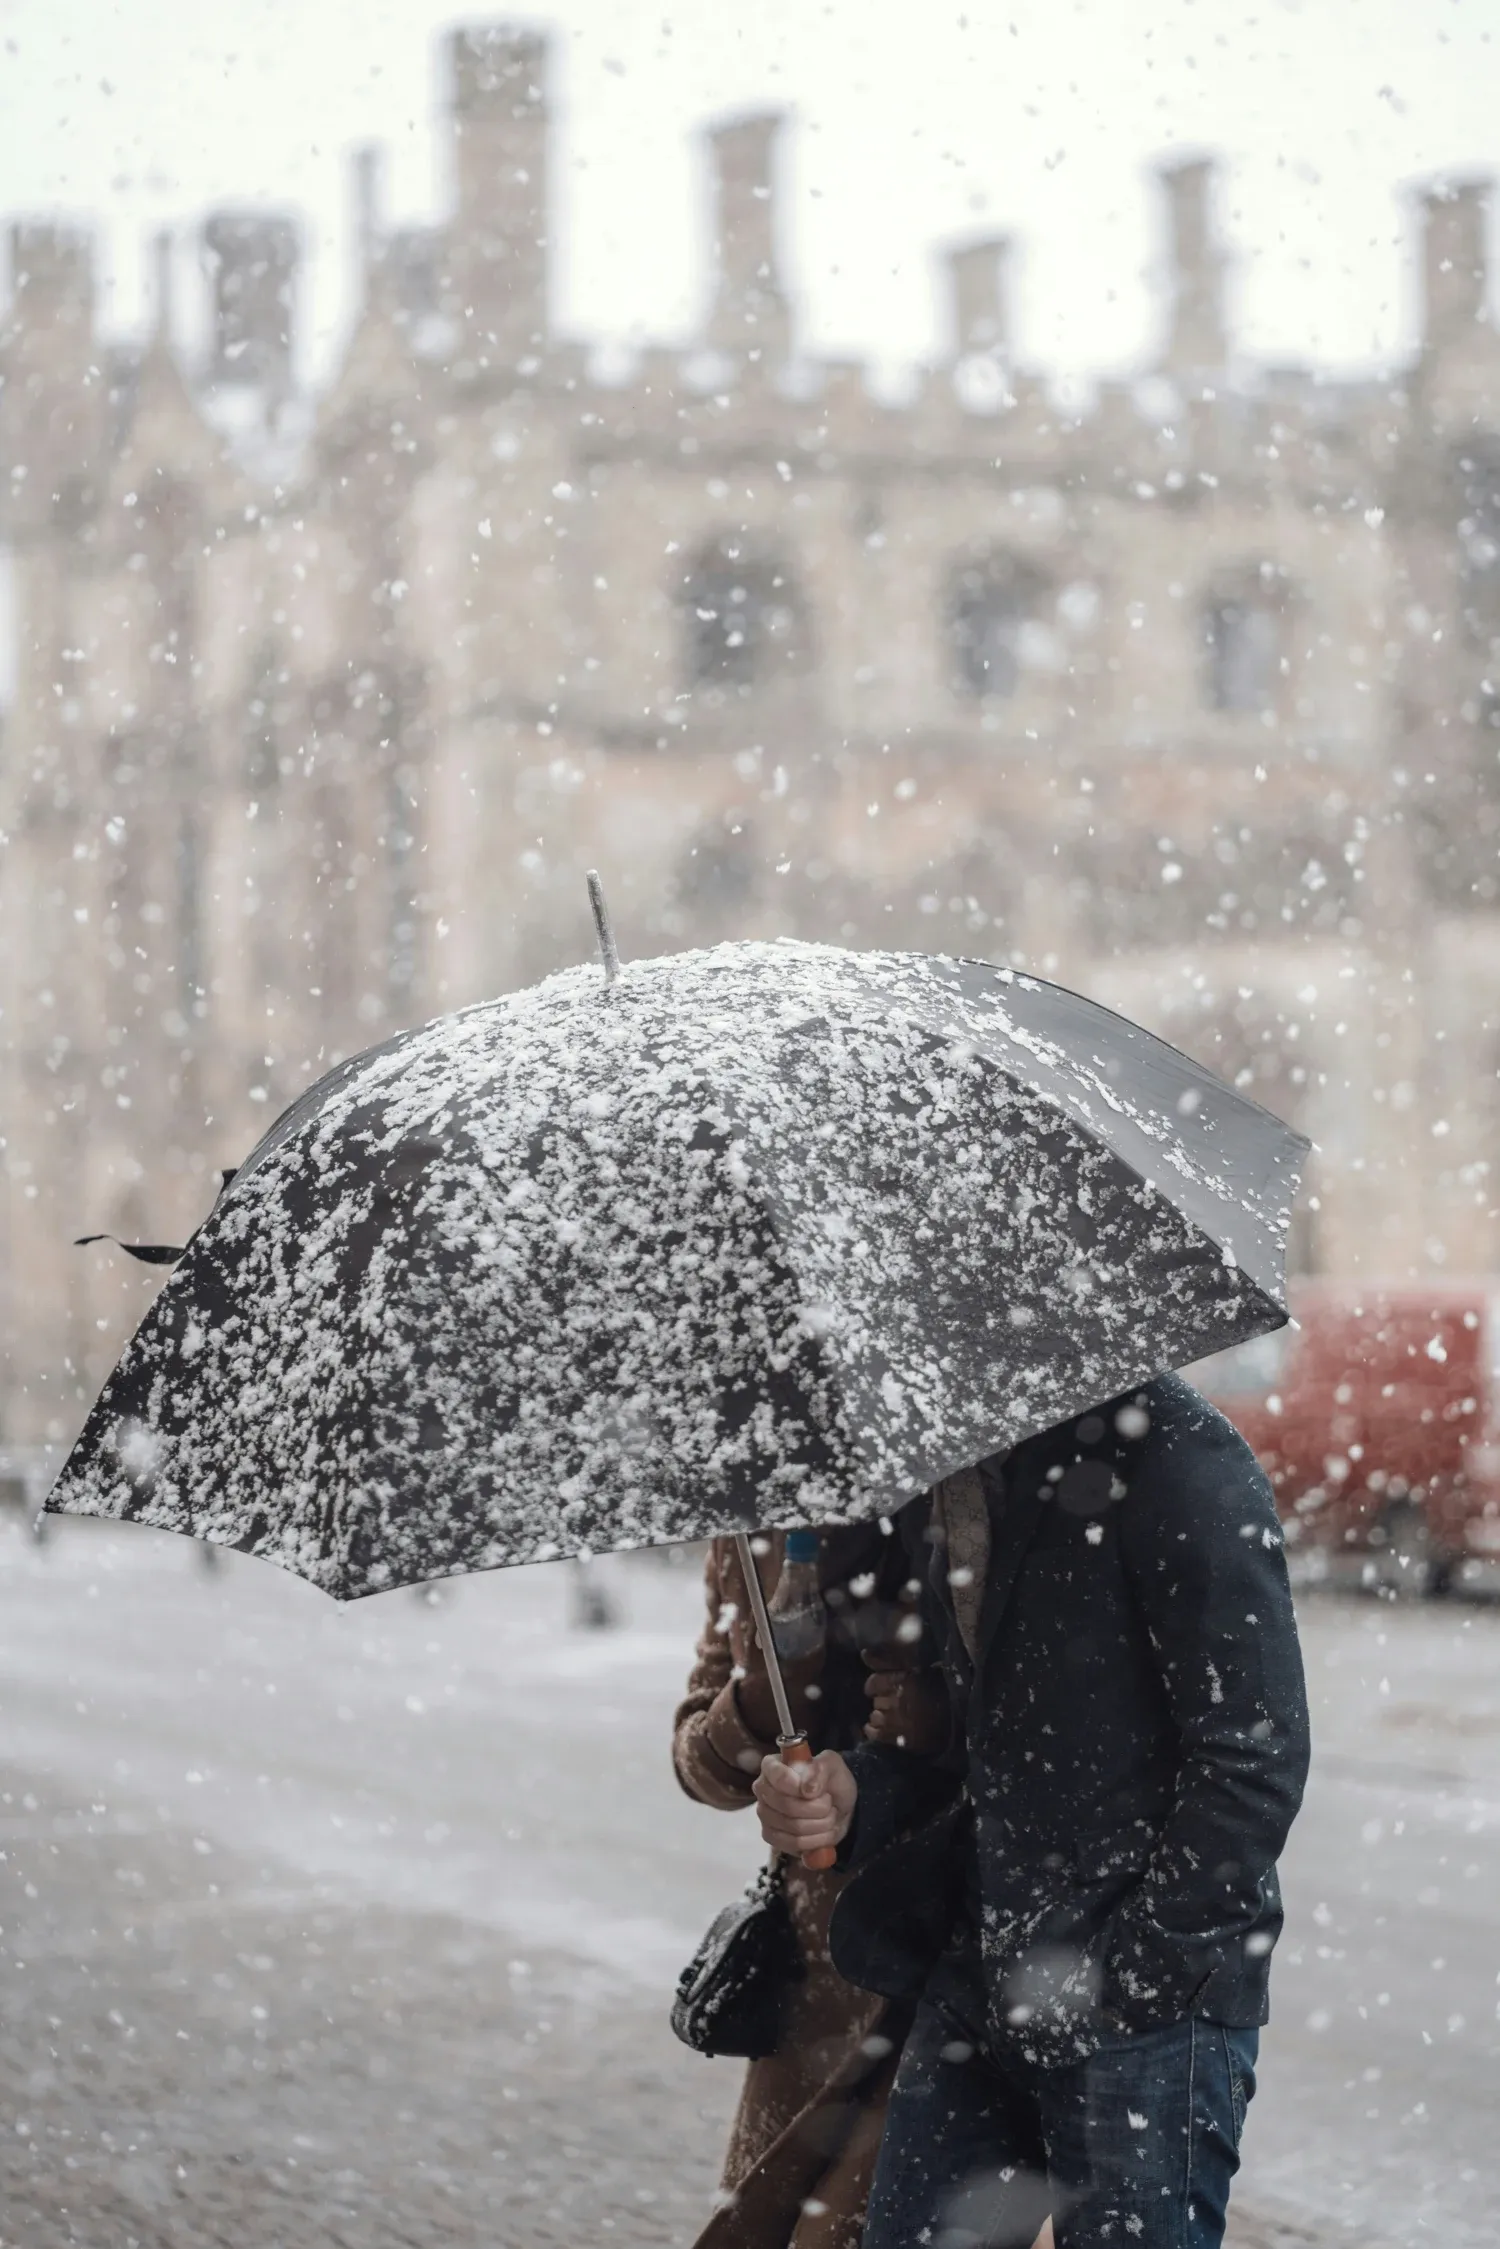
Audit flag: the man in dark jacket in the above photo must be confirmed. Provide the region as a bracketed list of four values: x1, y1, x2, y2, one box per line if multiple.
[753, 1374, 1310, 2249]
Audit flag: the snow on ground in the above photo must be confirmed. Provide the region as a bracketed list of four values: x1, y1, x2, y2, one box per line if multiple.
[0, 1516, 1495, 2245]
[1254, 1591, 1500, 2245]
[0, 1520, 762, 1989]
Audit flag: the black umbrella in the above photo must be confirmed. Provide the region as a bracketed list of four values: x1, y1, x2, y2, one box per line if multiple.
[49, 890, 1307, 1599]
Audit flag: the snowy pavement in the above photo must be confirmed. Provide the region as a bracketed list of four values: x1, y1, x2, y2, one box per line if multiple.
[0, 1519, 1494, 2245]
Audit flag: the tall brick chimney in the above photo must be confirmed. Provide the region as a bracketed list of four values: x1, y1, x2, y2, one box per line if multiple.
[704, 112, 791, 367]
[6, 222, 95, 333]
[946, 237, 1011, 359]
[1159, 156, 1227, 377]
[446, 23, 549, 370]
[201, 209, 301, 400]
[1418, 176, 1492, 353]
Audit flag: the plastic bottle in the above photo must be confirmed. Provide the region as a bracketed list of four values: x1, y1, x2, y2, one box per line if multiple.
[767, 1529, 826, 1662]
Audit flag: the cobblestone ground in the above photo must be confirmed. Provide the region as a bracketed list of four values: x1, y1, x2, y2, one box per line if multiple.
[0, 1768, 738, 2248]
[0, 1765, 1328, 2249]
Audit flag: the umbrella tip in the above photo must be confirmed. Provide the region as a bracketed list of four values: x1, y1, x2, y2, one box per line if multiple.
[585, 869, 621, 987]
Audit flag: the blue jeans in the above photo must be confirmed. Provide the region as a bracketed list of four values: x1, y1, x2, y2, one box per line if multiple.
[864, 2002, 1257, 2249]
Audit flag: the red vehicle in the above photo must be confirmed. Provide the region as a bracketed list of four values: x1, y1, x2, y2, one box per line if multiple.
[1192, 1281, 1500, 1594]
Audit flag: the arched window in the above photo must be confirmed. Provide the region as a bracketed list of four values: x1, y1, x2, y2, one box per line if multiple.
[946, 552, 1048, 700]
[1202, 564, 1291, 714]
[682, 538, 807, 690]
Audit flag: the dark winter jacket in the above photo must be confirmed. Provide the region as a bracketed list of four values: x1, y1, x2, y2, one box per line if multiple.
[828, 1374, 1311, 2068]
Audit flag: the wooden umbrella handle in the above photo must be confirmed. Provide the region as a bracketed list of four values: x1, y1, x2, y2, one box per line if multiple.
[779, 1734, 837, 1872]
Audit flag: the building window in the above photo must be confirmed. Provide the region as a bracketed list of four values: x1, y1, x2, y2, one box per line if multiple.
[947, 553, 1046, 700]
[1455, 438, 1500, 645]
[1285, 1193, 1319, 1279]
[1202, 567, 1290, 714]
[682, 538, 807, 689]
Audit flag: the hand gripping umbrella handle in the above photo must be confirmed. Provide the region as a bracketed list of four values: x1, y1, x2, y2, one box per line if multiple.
[777, 1735, 837, 1873]
[733, 1532, 837, 1874]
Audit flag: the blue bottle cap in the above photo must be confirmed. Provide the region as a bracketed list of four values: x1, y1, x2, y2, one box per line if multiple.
[783, 1529, 820, 1563]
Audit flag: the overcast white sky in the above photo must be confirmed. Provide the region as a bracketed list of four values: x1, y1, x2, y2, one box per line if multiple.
[0, 0, 1496, 386]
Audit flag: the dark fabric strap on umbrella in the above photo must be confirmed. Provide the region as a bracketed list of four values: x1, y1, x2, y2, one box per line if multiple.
[74, 1235, 186, 1266]
[75, 1169, 239, 1267]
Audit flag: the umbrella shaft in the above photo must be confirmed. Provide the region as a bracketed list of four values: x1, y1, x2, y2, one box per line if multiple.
[733, 1532, 797, 1741]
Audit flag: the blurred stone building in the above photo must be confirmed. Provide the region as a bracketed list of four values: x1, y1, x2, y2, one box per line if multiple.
[1, 21, 1498, 1441]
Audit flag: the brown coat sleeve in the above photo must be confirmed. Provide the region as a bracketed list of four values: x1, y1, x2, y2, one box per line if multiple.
[672, 1537, 780, 1810]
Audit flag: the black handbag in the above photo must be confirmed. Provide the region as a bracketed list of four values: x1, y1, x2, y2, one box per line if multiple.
[671, 1856, 805, 2059]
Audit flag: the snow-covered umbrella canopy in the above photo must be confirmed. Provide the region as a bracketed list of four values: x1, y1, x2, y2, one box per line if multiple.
[47, 937, 1307, 1599]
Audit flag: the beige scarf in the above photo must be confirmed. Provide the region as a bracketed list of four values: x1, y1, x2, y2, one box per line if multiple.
[930, 1466, 990, 1663]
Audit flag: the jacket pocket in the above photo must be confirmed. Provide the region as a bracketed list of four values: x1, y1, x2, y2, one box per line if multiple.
[1102, 1915, 1218, 2036]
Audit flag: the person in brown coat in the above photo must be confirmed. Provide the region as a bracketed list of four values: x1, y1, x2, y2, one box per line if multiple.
[672, 1524, 946, 2249]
